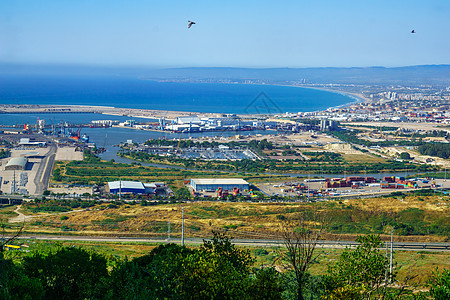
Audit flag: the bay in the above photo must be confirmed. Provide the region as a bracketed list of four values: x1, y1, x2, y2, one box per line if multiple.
[0, 74, 355, 114]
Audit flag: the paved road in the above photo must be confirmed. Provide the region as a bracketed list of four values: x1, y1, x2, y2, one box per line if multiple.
[34, 144, 57, 195]
[11, 235, 450, 252]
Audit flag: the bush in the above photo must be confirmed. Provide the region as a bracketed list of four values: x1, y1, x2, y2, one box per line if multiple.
[429, 268, 450, 299]
[60, 225, 74, 231]
[400, 152, 411, 160]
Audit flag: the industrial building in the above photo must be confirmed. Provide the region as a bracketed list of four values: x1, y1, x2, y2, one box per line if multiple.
[190, 178, 249, 192]
[107, 181, 165, 195]
[18, 138, 47, 147]
[108, 181, 146, 195]
[5, 157, 28, 171]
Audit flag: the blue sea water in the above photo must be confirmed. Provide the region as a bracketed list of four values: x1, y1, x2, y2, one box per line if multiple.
[0, 74, 355, 114]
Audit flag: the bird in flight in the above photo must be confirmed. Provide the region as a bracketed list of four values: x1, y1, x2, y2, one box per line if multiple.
[188, 20, 196, 29]
[411, 29, 415, 33]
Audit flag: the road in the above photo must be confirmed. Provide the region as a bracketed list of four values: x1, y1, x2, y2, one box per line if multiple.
[10, 234, 450, 252]
[34, 144, 57, 195]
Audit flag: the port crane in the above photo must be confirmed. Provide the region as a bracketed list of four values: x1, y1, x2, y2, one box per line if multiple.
[176, 133, 183, 154]
[70, 126, 82, 140]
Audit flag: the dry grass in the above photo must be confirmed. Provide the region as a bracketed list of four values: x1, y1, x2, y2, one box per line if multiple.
[341, 153, 386, 164]
[10, 196, 450, 289]
[16, 195, 449, 244]
[345, 195, 449, 213]
[0, 205, 19, 223]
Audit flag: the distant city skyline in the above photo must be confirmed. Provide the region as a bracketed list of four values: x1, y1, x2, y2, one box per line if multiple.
[0, 0, 449, 68]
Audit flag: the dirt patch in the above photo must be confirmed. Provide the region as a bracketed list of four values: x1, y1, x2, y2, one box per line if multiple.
[55, 147, 83, 161]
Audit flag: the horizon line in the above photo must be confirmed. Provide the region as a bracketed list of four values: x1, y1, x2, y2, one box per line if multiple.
[0, 62, 449, 70]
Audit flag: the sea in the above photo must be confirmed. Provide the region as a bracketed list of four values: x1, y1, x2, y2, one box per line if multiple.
[0, 74, 355, 114]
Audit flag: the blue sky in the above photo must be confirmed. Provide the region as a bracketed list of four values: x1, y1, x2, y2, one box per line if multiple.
[0, 0, 448, 68]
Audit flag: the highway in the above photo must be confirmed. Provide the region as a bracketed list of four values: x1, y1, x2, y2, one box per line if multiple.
[11, 234, 450, 252]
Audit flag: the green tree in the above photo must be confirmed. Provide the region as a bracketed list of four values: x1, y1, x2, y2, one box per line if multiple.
[429, 268, 450, 300]
[279, 210, 327, 300]
[400, 152, 411, 160]
[324, 234, 390, 300]
[175, 187, 191, 199]
[248, 267, 284, 300]
[22, 247, 109, 300]
[0, 253, 44, 300]
[109, 232, 282, 299]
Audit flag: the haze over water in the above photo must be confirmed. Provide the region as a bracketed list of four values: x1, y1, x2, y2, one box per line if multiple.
[0, 75, 354, 114]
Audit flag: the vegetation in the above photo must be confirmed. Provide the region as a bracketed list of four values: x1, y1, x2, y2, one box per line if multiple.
[120, 136, 438, 174]
[418, 143, 450, 159]
[143, 138, 273, 152]
[279, 210, 327, 300]
[400, 130, 449, 139]
[429, 268, 450, 299]
[11, 194, 449, 242]
[323, 235, 391, 299]
[330, 129, 427, 147]
[22, 198, 95, 213]
[1, 233, 284, 300]
[53, 149, 287, 185]
[302, 151, 343, 162]
[121, 148, 434, 174]
[0, 149, 10, 159]
[1, 233, 449, 299]
[400, 152, 411, 160]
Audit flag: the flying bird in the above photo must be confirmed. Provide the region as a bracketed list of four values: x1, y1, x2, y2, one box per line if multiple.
[411, 29, 415, 33]
[188, 20, 196, 29]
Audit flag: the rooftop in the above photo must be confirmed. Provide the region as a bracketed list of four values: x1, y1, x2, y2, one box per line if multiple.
[191, 178, 249, 185]
[6, 157, 28, 168]
[108, 181, 145, 190]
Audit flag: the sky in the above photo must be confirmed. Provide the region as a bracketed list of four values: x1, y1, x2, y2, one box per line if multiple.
[0, 0, 449, 68]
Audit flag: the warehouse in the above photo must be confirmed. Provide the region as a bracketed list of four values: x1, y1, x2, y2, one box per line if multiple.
[5, 157, 28, 171]
[190, 178, 249, 192]
[107, 181, 165, 195]
[108, 181, 146, 195]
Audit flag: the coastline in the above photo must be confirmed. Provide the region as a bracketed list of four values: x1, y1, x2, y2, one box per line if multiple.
[147, 80, 366, 113]
[291, 85, 369, 107]
[0, 82, 364, 119]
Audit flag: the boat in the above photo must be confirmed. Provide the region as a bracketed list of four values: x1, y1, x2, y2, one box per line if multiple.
[81, 134, 90, 143]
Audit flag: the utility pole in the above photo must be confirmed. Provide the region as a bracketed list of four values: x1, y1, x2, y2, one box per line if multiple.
[307, 173, 310, 201]
[119, 177, 121, 201]
[384, 240, 389, 286]
[389, 227, 394, 284]
[379, 171, 382, 193]
[13, 170, 16, 194]
[167, 221, 171, 241]
[181, 207, 185, 246]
